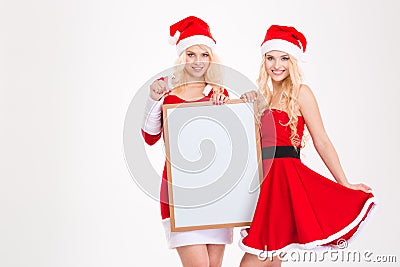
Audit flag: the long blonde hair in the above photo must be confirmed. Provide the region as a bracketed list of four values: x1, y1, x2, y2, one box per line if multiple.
[255, 54, 304, 147]
[171, 44, 223, 93]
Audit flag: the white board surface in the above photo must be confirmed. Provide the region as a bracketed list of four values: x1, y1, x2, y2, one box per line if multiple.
[163, 100, 262, 231]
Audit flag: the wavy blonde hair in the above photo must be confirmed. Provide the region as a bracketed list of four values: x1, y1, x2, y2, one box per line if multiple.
[171, 44, 223, 93]
[255, 54, 305, 147]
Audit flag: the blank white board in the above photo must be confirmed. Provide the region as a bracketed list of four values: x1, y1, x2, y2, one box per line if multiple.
[163, 100, 262, 232]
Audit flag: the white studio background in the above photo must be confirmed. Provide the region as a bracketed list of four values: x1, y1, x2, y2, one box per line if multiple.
[1, 0, 399, 266]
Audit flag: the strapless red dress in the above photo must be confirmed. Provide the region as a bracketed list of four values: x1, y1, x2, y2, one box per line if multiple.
[239, 109, 376, 255]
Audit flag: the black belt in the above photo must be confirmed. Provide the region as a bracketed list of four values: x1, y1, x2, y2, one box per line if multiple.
[262, 146, 300, 160]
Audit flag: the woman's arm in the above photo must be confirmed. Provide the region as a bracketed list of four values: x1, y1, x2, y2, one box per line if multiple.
[298, 85, 372, 193]
[141, 96, 163, 145]
[141, 77, 170, 145]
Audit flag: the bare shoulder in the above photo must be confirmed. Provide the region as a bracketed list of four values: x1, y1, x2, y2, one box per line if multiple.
[298, 84, 317, 108]
[298, 84, 313, 99]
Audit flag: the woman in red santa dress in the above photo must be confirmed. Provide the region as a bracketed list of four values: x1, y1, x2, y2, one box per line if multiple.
[141, 16, 231, 267]
[239, 25, 376, 267]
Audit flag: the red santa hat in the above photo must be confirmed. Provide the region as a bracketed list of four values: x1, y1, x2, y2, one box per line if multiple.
[260, 25, 307, 60]
[169, 16, 216, 55]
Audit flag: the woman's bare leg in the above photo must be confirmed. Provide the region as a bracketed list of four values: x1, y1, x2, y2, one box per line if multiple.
[176, 244, 209, 267]
[207, 244, 226, 267]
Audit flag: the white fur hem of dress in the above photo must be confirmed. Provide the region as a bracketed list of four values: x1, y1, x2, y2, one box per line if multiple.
[162, 218, 233, 249]
[238, 197, 377, 256]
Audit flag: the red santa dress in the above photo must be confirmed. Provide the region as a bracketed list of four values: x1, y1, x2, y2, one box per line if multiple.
[142, 83, 233, 249]
[239, 108, 376, 255]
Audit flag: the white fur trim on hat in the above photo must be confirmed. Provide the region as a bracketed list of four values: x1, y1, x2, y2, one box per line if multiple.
[176, 35, 216, 55]
[260, 39, 302, 60]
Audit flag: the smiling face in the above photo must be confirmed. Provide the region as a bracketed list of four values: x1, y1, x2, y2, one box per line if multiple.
[184, 45, 211, 81]
[264, 50, 290, 83]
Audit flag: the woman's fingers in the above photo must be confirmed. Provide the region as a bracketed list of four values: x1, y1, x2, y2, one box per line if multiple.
[347, 183, 373, 194]
[240, 90, 258, 102]
[149, 79, 170, 100]
[212, 93, 229, 105]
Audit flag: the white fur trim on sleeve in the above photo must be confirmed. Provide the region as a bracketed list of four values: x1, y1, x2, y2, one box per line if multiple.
[142, 96, 164, 135]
